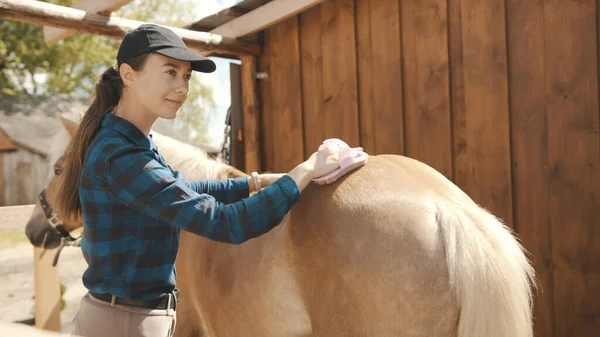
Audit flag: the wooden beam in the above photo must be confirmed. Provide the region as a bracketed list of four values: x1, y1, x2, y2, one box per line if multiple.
[0, 204, 35, 230]
[34, 246, 61, 332]
[240, 55, 262, 173]
[186, 0, 268, 32]
[0, 0, 261, 56]
[44, 0, 133, 44]
[188, 7, 247, 32]
[210, 0, 328, 38]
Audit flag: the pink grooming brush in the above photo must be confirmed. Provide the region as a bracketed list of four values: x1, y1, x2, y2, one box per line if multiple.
[312, 138, 369, 185]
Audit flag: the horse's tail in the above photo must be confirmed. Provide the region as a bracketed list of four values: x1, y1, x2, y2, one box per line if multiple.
[438, 199, 536, 337]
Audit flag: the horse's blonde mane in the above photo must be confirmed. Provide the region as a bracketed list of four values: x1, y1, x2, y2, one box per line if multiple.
[46, 123, 229, 183]
[149, 131, 228, 181]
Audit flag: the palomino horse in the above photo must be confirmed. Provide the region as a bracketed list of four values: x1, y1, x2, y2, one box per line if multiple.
[26, 114, 536, 337]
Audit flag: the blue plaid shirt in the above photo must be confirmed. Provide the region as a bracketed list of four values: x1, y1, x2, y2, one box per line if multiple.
[79, 113, 300, 300]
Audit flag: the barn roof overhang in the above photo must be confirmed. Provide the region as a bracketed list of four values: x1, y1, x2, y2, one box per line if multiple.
[188, 0, 328, 40]
[0, 0, 260, 56]
[1, 0, 328, 57]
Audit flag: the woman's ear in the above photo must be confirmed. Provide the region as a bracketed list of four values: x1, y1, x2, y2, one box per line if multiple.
[119, 63, 135, 86]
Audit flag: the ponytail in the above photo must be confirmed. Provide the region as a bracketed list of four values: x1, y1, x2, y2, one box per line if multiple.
[56, 54, 150, 219]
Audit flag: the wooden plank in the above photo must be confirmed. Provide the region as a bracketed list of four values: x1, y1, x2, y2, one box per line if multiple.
[451, 0, 513, 223]
[355, 0, 375, 155]
[2, 149, 49, 206]
[0, 0, 261, 56]
[299, 6, 324, 157]
[229, 63, 246, 172]
[258, 30, 275, 172]
[356, 0, 404, 155]
[210, 0, 327, 38]
[0, 204, 35, 230]
[544, 1, 600, 336]
[43, 0, 133, 44]
[370, 0, 403, 155]
[319, 0, 360, 148]
[505, 1, 554, 336]
[263, 17, 304, 172]
[400, 0, 452, 178]
[0, 154, 3, 207]
[448, 0, 466, 183]
[240, 55, 262, 174]
[187, 0, 268, 32]
[34, 246, 61, 332]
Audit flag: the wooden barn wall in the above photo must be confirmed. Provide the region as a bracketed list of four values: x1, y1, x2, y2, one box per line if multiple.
[256, 0, 600, 336]
[2, 149, 48, 206]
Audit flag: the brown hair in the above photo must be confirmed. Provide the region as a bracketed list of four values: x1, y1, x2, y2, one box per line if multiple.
[56, 54, 150, 219]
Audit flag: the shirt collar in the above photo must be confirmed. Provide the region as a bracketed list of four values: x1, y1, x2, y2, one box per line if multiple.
[101, 113, 154, 150]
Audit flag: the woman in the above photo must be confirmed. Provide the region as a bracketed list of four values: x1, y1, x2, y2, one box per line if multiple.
[57, 24, 359, 337]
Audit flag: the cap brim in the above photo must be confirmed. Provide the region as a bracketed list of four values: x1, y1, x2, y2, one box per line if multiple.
[155, 47, 217, 73]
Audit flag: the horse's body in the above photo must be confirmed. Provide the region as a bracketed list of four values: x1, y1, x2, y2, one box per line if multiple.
[27, 115, 535, 337]
[175, 155, 459, 337]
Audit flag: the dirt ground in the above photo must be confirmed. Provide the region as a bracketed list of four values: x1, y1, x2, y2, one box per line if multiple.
[0, 230, 87, 334]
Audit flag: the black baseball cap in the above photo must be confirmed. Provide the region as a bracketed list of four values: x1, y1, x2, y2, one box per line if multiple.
[116, 24, 216, 73]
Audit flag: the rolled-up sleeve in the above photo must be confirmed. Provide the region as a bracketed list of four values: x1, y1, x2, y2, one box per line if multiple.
[104, 146, 300, 244]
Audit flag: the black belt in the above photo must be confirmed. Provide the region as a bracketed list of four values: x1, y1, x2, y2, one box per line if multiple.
[90, 289, 179, 310]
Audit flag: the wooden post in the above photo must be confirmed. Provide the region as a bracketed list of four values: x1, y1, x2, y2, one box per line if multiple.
[0, 0, 261, 56]
[33, 247, 61, 332]
[240, 55, 262, 173]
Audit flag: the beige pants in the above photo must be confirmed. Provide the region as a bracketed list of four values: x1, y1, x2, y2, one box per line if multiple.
[71, 293, 176, 337]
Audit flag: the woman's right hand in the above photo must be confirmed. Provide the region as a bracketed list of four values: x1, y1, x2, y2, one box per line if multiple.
[286, 143, 342, 191]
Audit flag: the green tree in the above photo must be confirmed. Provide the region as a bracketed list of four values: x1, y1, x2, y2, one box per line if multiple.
[0, 0, 117, 96]
[0, 0, 216, 144]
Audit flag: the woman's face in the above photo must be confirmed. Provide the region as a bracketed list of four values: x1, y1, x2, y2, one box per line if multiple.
[130, 53, 192, 120]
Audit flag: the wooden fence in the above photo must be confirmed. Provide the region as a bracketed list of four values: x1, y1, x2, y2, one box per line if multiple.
[256, 0, 600, 336]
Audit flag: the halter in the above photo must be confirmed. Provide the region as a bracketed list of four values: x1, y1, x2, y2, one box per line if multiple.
[38, 189, 82, 266]
[221, 106, 232, 164]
